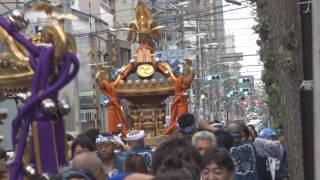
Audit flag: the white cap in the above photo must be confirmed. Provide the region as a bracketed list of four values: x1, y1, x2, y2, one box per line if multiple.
[126, 130, 145, 141]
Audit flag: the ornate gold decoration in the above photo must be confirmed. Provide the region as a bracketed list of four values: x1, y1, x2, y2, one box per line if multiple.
[0, 26, 32, 95]
[32, 2, 62, 19]
[136, 64, 155, 78]
[183, 59, 195, 80]
[136, 47, 154, 63]
[96, 1, 194, 141]
[116, 83, 174, 97]
[0, 3, 77, 97]
[130, 107, 166, 138]
[87, 49, 95, 63]
[51, 13, 79, 21]
[95, 70, 108, 86]
[41, 24, 67, 61]
[127, 2, 164, 43]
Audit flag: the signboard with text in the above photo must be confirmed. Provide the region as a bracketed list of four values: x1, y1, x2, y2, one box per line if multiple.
[156, 49, 189, 62]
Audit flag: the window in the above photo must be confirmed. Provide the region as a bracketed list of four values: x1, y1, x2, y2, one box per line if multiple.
[80, 109, 95, 122]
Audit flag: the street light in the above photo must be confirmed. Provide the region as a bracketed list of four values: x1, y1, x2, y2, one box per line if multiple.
[195, 32, 207, 37]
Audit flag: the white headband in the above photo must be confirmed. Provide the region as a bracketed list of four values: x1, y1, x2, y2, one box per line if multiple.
[113, 136, 125, 147]
[126, 130, 145, 141]
[211, 123, 222, 127]
[95, 135, 115, 144]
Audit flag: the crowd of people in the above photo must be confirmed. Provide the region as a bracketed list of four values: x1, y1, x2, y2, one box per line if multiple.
[0, 113, 288, 180]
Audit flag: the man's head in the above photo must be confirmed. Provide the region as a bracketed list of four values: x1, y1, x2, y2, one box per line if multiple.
[113, 135, 125, 151]
[225, 123, 242, 143]
[247, 125, 257, 142]
[276, 128, 285, 141]
[213, 130, 234, 151]
[125, 154, 148, 174]
[178, 113, 196, 135]
[71, 152, 106, 180]
[71, 135, 95, 159]
[96, 134, 116, 160]
[126, 130, 145, 148]
[210, 120, 223, 130]
[116, 124, 123, 134]
[234, 120, 250, 142]
[192, 131, 217, 155]
[201, 148, 235, 180]
[81, 128, 100, 146]
[153, 136, 202, 179]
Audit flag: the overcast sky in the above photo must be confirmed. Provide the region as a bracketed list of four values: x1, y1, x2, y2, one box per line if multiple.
[223, 1, 263, 79]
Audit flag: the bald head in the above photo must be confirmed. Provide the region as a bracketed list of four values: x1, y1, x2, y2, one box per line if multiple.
[71, 152, 105, 180]
[226, 123, 241, 142]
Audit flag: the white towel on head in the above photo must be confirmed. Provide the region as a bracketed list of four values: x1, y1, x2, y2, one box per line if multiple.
[95, 135, 115, 144]
[126, 130, 145, 141]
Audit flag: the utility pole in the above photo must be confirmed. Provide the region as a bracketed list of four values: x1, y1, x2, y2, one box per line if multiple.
[312, 0, 320, 178]
[180, 9, 185, 49]
[62, 0, 81, 133]
[195, 20, 201, 121]
[151, 0, 156, 13]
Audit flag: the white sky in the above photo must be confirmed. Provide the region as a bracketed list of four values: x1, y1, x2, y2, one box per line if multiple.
[223, 2, 263, 79]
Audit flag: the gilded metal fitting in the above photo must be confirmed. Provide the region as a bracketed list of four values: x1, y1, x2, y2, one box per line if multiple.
[9, 9, 29, 30]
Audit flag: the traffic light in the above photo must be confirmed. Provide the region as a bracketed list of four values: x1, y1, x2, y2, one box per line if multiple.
[213, 75, 221, 80]
[238, 78, 251, 83]
[239, 88, 250, 92]
[244, 91, 253, 96]
[206, 75, 221, 82]
[227, 91, 233, 98]
[227, 91, 239, 97]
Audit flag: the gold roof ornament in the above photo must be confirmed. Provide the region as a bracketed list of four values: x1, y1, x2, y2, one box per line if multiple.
[32, 1, 62, 19]
[127, 1, 165, 44]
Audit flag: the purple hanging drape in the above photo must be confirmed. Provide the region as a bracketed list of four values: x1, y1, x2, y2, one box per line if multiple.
[0, 16, 80, 179]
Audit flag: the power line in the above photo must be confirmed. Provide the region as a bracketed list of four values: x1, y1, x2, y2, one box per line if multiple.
[24, 0, 254, 35]
[25, 15, 255, 29]
[196, 17, 255, 21]
[70, 6, 252, 38]
[159, 6, 250, 25]
[83, 0, 249, 21]
[155, 0, 251, 21]
[73, 26, 254, 34]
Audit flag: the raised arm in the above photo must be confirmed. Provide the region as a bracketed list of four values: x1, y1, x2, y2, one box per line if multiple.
[114, 63, 134, 86]
[253, 137, 284, 159]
